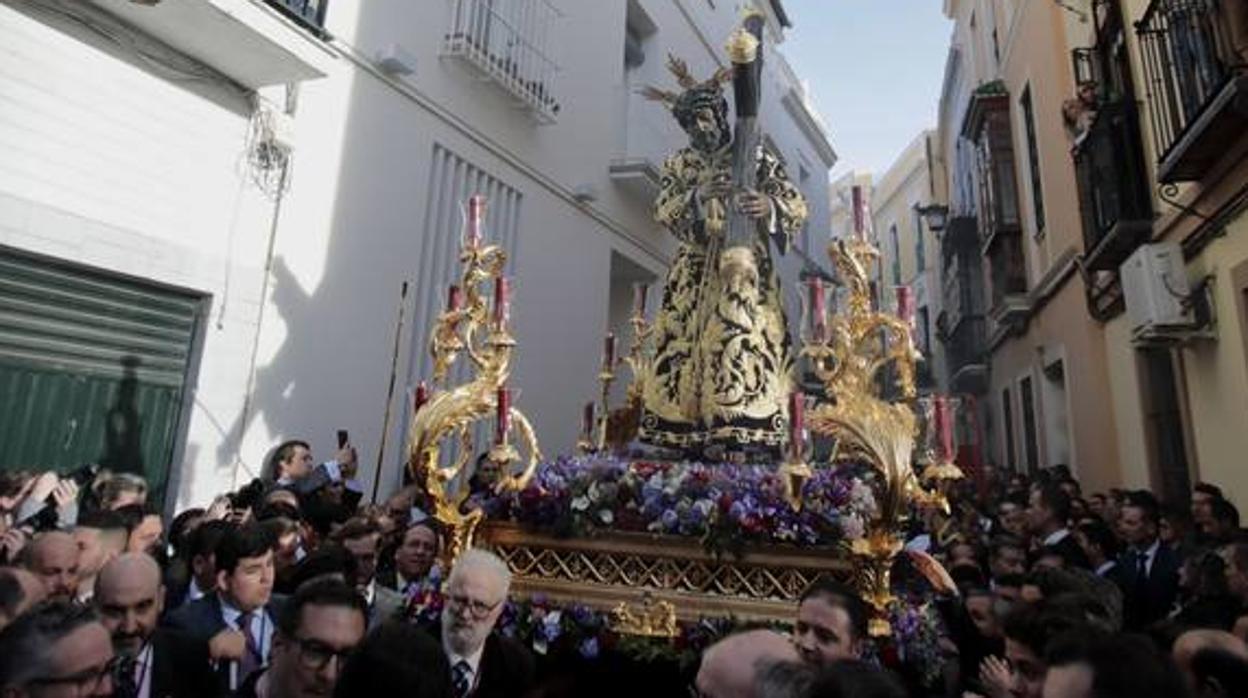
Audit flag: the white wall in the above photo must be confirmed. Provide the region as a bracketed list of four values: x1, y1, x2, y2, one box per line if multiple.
[0, 0, 836, 508]
[0, 0, 279, 506]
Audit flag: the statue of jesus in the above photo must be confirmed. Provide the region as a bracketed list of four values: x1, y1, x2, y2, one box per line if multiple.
[638, 52, 807, 458]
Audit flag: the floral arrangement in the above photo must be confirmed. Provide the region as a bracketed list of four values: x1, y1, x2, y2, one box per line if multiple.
[472, 456, 878, 555]
[408, 585, 946, 681]
[864, 599, 950, 689]
[406, 587, 742, 669]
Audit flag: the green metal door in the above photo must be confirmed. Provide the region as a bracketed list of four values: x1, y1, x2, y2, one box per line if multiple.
[0, 248, 204, 504]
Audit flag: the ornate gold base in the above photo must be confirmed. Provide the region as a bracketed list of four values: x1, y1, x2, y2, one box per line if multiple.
[481, 521, 853, 624]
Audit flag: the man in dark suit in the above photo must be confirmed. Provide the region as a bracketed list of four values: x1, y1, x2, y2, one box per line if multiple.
[436, 548, 535, 698]
[234, 578, 367, 698]
[376, 519, 442, 596]
[1076, 520, 1127, 588]
[94, 553, 217, 698]
[334, 518, 404, 628]
[164, 523, 285, 693]
[1027, 483, 1091, 570]
[268, 439, 359, 498]
[1117, 491, 1180, 630]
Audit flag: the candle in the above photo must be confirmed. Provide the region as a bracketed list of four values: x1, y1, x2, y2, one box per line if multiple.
[496, 387, 511, 445]
[852, 186, 866, 239]
[789, 391, 805, 460]
[582, 402, 595, 439]
[633, 283, 649, 317]
[414, 381, 429, 413]
[467, 195, 485, 248]
[895, 285, 915, 326]
[807, 277, 826, 342]
[603, 332, 616, 369]
[936, 396, 955, 462]
[493, 277, 510, 327]
[447, 284, 463, 313]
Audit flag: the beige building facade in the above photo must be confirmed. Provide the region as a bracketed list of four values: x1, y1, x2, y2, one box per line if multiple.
[936, 0, 1248, 507]
[936, 0, 1121, 492]
[872, 132, 946, 394]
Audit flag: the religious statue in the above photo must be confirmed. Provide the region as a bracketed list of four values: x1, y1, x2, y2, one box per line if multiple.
[637, 13, 808, 458]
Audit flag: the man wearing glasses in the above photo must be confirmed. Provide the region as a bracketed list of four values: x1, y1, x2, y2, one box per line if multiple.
[0, 601, 117, 698]
[236, 578, 367, 698]
[437, 549, 534, 698]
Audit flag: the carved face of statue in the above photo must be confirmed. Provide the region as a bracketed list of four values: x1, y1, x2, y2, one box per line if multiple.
[674, 88, 730, 153]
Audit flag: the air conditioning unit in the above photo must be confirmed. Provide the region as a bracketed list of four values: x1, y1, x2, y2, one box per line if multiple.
[1120, 242, 1196, 341]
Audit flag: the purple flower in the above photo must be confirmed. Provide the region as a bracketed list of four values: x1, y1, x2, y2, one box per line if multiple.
[579, 636, 600, 659]
[661, 509, 679, 530]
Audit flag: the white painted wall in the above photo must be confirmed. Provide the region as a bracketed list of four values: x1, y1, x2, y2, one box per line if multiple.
[0, 0, 278, 506]
[1, 0, 836, 508]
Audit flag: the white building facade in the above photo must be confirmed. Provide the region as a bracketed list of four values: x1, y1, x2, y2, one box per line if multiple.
[0, 0, 835, 510]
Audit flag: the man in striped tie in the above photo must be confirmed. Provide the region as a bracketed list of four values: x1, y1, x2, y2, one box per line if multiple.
[435, 549, 534, 698]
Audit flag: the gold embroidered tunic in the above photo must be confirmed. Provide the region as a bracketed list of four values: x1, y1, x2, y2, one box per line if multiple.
[638, 145, 807, 453]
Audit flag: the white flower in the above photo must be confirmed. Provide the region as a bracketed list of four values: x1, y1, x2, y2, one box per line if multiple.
[598, 509, 615, 525]
[571, 495, 590, 512]
[849, 479, 878, 517]
[842, 513, 865, 540]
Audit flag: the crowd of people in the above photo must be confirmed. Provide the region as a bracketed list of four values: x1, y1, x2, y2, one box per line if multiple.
[0, 442, 1244, 698]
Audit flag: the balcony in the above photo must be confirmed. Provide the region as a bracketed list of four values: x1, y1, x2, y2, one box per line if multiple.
[1137, 0, 1248, 182]
[942, 315, 989, 394]
[961, 84, 1024, 253]
[443, 0, 561, 124]
[987, 232, 1030, 331]
[1074, 99, 1155, 270]
[84, 0, 332, 89]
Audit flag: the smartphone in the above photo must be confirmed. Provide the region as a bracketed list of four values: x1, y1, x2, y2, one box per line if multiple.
[337, 429, 349, 449]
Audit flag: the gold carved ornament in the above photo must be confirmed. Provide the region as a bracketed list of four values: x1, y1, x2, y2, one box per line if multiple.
[407, 198, 542, 571]
[786, 234, 961, 637]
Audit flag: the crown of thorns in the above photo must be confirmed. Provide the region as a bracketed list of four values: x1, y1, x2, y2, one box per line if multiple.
[638, 54, 733, 108]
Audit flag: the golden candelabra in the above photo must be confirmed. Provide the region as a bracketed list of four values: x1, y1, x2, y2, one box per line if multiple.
[792, 232, 962, 636]
[583, 290, 652, 455]
[407, 197, 542, 571]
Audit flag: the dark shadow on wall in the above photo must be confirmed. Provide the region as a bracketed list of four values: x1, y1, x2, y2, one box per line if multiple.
[99, 355, 144, 475]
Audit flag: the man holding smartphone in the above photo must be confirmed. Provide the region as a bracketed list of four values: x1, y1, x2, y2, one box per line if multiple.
[267, 436, 358, 498]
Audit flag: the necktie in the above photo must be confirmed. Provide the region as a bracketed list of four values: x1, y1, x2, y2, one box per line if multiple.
[452, 659, 472, 698]
[237, 611, 261, 684]
[114, 655, 138, 698]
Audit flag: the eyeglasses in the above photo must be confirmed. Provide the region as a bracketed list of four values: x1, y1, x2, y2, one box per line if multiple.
[26, 656, 121, 691]
[446, 593, 501, 619]
[293, 637, 357, 670]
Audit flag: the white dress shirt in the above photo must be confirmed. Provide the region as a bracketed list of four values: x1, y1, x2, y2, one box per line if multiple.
[220, 597, 275, 690]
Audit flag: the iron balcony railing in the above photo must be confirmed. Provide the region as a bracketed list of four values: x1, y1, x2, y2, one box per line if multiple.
[1136, 0, 1243, 179]
[944, 315, 988, 393]
[444, 0, 561, 123]
[1073, 98, 1154, 269]
[266, 0, 329, 34]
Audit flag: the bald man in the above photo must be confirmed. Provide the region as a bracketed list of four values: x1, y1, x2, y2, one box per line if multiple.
[1173, 629, 1248, 696]
[95, 553, 217, 698]
[23, 530, 79, 602]
[695, 629, 801, 698]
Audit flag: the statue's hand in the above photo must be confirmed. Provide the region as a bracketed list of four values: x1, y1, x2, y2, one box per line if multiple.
[736, 190, 772, 220]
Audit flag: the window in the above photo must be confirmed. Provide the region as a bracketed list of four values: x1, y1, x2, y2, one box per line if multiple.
[1020, 375, 1039, 472]
[1020, 86, 1045, 234]
[1001, 387, 1016, 470]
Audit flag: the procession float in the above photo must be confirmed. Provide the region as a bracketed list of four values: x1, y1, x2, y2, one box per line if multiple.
[403, 9, 963, 688]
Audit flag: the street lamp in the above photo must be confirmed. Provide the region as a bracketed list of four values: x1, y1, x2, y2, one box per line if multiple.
[914, 203, 950, 232]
